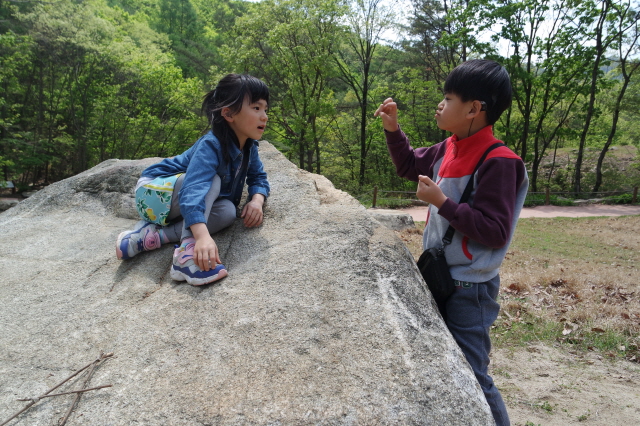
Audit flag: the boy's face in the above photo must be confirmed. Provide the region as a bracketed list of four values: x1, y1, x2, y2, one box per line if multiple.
[435, 92, 476, 137]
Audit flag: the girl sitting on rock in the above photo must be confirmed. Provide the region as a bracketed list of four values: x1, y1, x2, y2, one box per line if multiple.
[116, 74, 270, 286]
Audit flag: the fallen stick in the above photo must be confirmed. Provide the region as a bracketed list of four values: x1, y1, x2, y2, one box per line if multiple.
[17, 385, 113, 402]
[58, 353, 112, 426]
[0, 353, 113, 426]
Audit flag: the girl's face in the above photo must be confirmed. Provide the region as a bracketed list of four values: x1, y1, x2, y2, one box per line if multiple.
[225, 97, 268, 143]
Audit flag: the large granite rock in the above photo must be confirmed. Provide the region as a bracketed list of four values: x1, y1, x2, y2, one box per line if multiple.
[0, 142, 493, 425]
[366, 208, 416, 231]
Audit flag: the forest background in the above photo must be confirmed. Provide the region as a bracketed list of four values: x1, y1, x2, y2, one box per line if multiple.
[1, 0, 639, 204]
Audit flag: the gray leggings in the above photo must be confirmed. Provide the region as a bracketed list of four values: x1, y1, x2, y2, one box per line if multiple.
[162, 174, 237, 243]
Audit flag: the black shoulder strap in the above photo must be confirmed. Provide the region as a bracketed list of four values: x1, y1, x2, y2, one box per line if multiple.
[441, 142, 505, 246]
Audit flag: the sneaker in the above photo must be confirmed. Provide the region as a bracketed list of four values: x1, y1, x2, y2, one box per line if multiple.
[116, 220, 163, 260]
[170, 238, 228, 286]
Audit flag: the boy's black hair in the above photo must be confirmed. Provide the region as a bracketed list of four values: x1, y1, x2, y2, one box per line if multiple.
[201, 74, 270, 162]
[443, 59, 512, 125]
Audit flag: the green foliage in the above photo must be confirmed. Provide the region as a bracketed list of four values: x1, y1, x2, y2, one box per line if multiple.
[0, 31, 34, 179]
[603, 193, 637, 204]
[2, 0, 640, 199]
[387, 67, 444, 147]
[226, 0, 346, 173]
[523, 193, 576, 207]
[0, 0, 202, 185]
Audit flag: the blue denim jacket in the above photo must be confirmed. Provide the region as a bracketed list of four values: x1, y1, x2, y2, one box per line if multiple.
[140, 131, 270, 228]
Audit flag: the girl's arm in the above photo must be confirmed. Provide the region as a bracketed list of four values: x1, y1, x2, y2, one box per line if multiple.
[245, 143, 270, 202]
[243, 143, 269, 228]
[179, 135, 222, 229]
[241, 193, 265, 228]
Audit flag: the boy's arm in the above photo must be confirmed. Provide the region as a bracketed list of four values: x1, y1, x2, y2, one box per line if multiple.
[385, 129, 444, 182]
[376, 97, 443, 181]
[437, 158, 527, 248]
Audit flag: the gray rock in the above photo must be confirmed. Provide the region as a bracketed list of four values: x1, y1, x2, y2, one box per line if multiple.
[0, 142, 493, 425]
[21, 190, 39, 198]
[367, 208, 416, 231]
[0, 198, 19, 211]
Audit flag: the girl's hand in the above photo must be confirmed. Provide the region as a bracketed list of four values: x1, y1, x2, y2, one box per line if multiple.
[417, 175, 447, 208]
[373, 98, 399, 132]
[241, 194, 265, 228]
[191, 223, 221, 271]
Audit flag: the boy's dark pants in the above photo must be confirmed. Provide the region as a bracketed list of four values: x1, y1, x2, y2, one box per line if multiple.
[444, 274, 510, 426]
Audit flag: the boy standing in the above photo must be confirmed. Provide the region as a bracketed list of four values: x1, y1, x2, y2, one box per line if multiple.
[375, 59, 528, 426]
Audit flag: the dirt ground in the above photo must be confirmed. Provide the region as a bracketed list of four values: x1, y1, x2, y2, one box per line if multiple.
[492, 342, 640, 425]
[395, 205, 640, 425]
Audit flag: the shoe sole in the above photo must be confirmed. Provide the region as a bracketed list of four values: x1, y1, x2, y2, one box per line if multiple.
[170, 265, 228, 286]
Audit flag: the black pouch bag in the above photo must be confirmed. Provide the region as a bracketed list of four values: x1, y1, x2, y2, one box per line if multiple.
[417, 247, 455, 305]
[416, 142, 505, 309]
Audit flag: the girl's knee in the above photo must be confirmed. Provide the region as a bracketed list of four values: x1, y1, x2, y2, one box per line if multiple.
[219, 199, 237, 224]
[206, 199, 237, 234]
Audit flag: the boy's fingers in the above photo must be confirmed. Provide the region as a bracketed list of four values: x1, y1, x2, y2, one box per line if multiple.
[418, 175, 433, 184]
[374, 98, 396, 117]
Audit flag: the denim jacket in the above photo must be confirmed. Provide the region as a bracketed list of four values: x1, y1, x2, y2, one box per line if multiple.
[140, 131, 270, 228]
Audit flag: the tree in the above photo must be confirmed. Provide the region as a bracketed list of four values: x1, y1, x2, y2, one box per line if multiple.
[406, 0, 475, 85]
[492, 0, 593, 191]
[0, 0, 203, 186]
[228, 0, 344, 173]
[571, 0, 638, 194]
[0, 31, 33, 183]
[334, 0, 397, 187]
[593, 2, 640, 192]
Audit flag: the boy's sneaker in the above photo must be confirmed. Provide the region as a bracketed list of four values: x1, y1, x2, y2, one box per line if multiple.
[116, 220, 164, 260]
[170, 238, 228, 286]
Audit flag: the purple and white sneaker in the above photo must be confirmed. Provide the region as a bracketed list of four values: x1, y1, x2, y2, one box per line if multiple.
[116, 220, 163, 260]
[170, 238, 228, 286]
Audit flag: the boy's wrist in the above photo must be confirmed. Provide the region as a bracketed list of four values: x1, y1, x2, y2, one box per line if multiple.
[432, 194, 448, 209]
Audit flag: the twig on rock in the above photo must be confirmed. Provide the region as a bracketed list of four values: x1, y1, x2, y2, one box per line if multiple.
[17, 385, 113, 402]
[58, 352, 113, 426]
[0, 352, 114, 426]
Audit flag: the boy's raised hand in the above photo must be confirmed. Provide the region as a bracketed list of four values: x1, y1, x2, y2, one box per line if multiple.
[374, 98, 399, 132]
[417, 175, 447, 208]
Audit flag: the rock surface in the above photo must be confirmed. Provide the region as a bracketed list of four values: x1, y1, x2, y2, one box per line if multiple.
[365, 208, 416, 231]
[0, 142, 493, 425]
[0, 198, 19, 211]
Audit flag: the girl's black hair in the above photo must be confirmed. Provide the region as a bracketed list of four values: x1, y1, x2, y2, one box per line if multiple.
[201, 74, 270, 163]
[443, 59, 512, 125]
